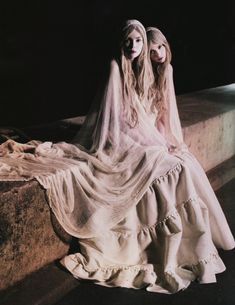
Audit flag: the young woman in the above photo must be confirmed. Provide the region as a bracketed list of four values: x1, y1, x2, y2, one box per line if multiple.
[61, 21, 235, 293]
[146, 26, 186, 152]
[0, 20, 234, 294]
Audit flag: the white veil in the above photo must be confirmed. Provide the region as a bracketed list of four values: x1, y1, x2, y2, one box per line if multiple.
[0, 21, 181, 238]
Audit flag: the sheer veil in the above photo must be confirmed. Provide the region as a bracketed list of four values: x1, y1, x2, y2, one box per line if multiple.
[0, 57, 172, 238]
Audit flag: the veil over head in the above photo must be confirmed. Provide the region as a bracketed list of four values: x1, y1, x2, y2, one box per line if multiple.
[146, 27, 167, 44]
[0, 57, 169, 239]
[0, 21, 185, 239]
[122, 19, 146, 32]
[0, 20, 234, 295]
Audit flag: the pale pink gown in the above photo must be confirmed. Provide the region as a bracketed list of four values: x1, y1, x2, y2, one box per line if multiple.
[0, 60, 234, 293]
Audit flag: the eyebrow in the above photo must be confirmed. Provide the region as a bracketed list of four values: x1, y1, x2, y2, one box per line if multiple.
[132, 36, 142, 40]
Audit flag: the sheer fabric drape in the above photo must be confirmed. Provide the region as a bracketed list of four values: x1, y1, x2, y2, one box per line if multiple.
[0, 59, 234, 293]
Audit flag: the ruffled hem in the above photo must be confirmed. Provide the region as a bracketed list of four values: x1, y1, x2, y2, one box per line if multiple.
[152, 253, 226, 294]
[60, 189, 226, 294]
[61, 252, 226, 294]
[61, 256, 156, 289]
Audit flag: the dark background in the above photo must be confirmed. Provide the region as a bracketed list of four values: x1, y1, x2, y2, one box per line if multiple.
[0, 0, 234, 128]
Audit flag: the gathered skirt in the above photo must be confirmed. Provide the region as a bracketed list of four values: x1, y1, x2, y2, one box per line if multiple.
[61, 151, 235, 293]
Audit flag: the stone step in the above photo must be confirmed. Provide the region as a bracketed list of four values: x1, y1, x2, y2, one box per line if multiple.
[0, 84, 235, 292]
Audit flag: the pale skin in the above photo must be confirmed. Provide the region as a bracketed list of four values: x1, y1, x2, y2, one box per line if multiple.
[149, 42, 166, 63]
[123, 29, 143, 61]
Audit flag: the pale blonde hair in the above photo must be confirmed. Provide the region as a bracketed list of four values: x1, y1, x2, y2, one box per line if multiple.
[146, 27, 172, 119]
[120, 20, 155, 126]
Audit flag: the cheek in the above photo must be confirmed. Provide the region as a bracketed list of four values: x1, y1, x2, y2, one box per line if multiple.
[136, 44, 143, 56]
[139, 42, 143, 50]
[150, 54, 158, 62]
[162, 48, 167, 58]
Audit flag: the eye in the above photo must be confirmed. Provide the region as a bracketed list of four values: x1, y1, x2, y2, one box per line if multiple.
[124, 39, 131, 47]
[150, 50, 156, 55]
[136, 38, 142, 43]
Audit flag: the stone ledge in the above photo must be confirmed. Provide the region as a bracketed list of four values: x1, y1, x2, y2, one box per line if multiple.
[22, 84, 235, 171]
[207, 155, 235, 192]
[1, 155, 234, 292]
[178, 83, 235, 127]
[0, 84, 235, 291]
[0, 180, 72, 291]
[177, 84, 235, 172]
[183, 108, 235, 171]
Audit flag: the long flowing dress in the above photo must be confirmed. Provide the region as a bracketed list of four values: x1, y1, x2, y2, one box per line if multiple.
[0, 59, 234, 294]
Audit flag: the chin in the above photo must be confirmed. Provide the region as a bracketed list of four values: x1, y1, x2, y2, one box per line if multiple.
[157, 59, 165, 64]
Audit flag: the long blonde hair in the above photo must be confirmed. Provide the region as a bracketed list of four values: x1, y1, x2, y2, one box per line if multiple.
[146, 27, 172, 119]
[120, 20, 155, 126]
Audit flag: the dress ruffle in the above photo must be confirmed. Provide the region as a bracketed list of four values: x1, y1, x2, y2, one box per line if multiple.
[61, 225, 225, 293]
[0, 59, 234, 295]
[61, 159, 229, 293]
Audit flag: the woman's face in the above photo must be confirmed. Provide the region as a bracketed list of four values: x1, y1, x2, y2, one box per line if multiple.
[123, 29, 143, 61]
[149, 42, 166, 64]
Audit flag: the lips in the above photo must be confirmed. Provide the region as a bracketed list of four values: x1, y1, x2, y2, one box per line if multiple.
[156, 57, 163, 61]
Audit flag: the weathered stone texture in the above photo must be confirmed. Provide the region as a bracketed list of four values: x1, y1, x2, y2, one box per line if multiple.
[0, 180, 71, 291]
[178, 84, 235, 171]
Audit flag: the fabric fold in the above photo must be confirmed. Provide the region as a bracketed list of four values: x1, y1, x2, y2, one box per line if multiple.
[0, 59, 234, 294]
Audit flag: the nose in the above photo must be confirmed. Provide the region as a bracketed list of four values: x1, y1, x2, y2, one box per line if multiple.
[152, 50, 161, 60]
[132, 40, 137, 49]
[155, 49, 161, 57]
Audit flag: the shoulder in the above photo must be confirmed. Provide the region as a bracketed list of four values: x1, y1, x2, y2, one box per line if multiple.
[107, 59, 122, 83]
[167, 64, 173, 74]
[110, 59, 121, 73]
[165, 64, 174, 84]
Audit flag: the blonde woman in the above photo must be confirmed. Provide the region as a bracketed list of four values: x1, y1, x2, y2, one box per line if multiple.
[146, 26, 186, 151]
[0, 20, 234, 294]
[61, 21, 234, 293]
